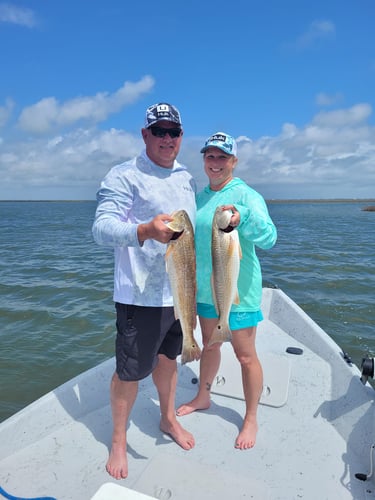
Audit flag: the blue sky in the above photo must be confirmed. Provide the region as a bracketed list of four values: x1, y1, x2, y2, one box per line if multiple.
[0, 0, 374, 200]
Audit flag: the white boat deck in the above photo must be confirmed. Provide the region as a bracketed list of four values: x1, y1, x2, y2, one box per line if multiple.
[1, 288, 375, 500]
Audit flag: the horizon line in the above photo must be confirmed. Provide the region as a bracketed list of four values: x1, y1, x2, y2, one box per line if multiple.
[1, 198, 375, 203]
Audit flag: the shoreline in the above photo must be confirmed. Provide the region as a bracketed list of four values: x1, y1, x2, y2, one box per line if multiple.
[1, 198, 375, 204]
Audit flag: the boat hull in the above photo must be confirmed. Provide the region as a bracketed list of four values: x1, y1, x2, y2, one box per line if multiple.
[1, 288, 374, 499]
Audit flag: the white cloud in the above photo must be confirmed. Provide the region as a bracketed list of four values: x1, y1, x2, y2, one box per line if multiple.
[315, 92, 343, 107]
[0, 98, 14, 127]
[18, 76, 155, 133]
[287, 20, 336, 51]
[230, 103, 375, 199]
[0, 128, 143, 195]
[0, 3, 36, 27]
[1, 101, 374, 200]
[312, 103, 372, 127]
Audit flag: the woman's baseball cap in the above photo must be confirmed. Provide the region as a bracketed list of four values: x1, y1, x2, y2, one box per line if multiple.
[200, 132, 237, 156]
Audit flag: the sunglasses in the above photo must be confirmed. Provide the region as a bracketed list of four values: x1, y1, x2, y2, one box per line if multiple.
[150, 126, 182, 139]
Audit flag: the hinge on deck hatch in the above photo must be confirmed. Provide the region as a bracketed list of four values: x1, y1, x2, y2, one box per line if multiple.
[356, 444, 375, 482]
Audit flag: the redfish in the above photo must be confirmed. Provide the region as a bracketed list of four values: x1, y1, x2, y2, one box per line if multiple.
[209, 206, 242, 346]
[166, 210, 201, 364]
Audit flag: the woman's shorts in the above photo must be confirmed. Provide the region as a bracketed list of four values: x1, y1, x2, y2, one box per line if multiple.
[115, 303, 183, 381]
[197, 303, 263, 330]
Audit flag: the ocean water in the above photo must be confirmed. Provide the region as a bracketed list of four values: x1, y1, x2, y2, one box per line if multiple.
[0, 200, 374, 422]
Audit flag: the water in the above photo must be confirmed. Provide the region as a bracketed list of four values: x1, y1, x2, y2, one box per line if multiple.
[0, 200, 374, 422]
[260, 201, 374, 359]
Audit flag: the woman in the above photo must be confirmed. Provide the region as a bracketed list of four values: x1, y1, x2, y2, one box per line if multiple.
[176, 132, 277, 450]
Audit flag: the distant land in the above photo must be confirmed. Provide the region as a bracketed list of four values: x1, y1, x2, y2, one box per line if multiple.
[266, 198, 375, 204]
[1, 199, 375, 204]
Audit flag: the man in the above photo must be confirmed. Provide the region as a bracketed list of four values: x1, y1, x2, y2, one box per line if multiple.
[92, 103, 196, 480]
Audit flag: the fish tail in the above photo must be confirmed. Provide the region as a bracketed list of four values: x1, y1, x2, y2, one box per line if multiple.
[181, 338, 202, 365]
[208, 320, 232, 346]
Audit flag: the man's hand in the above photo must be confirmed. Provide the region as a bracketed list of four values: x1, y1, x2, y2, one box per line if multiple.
[137, 214, 174, 243]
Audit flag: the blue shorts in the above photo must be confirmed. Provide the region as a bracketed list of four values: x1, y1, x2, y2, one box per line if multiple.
[197, 303, 263, 330]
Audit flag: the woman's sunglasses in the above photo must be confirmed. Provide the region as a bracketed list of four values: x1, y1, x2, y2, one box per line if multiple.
[150, 126, 182, 139]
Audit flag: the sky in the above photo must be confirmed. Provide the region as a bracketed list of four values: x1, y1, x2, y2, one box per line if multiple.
[0, 0, 374, 200]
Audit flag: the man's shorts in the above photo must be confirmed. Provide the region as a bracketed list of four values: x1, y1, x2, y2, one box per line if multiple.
[197, 303, 263, 330]
[115, 303, 183, 381]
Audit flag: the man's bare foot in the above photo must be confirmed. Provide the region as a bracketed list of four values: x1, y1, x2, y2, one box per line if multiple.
[176, 396, 210, 416]
[160, 418, 195, 450]
[235, 419, 258, 450]
[106, 442, 128, 480]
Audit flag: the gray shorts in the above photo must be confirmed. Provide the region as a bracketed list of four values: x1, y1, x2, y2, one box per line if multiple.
[115, 303, 183, 381]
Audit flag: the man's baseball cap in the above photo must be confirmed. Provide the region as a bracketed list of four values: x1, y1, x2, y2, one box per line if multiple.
[145, 103, 182, 128]
[200, 132, 237, 156]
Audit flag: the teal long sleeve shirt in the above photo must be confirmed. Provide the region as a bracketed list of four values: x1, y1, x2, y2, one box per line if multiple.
[196, 177, 277, 312]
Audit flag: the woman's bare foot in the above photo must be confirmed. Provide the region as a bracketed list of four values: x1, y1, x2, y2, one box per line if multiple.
[176, 396, 210, 416]
[235, 418, 258, 450]
[106, 441, 128, 480]
[160, 418, 195, 450]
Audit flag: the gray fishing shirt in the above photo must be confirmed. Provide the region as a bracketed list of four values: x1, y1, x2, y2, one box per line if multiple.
[92, 150, 196, 306]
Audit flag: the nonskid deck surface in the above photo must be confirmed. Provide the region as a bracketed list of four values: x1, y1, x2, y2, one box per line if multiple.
[0, 289, 374, 500]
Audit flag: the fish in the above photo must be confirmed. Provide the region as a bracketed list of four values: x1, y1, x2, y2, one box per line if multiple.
[165, 210, 201, 364]
[209, 206, 242, 346]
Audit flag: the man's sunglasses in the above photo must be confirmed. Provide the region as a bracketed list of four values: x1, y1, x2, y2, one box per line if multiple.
[150, 126, 182, 139]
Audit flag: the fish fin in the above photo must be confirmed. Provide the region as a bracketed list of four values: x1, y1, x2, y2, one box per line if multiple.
[227, 237, 236, 256]
[238, 241, 243, 259]
[173, 307, 179, 321]
[228, 230, 242, 259]
[210, 274, 219, 315]
[181, 338, 202, 364]
[227, 236, 239, 259]
[208, 321, 232, 346]
[165, 245, 174, 261]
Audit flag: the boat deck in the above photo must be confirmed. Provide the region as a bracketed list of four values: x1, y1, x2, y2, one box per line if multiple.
[1, 288, 375, 500]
